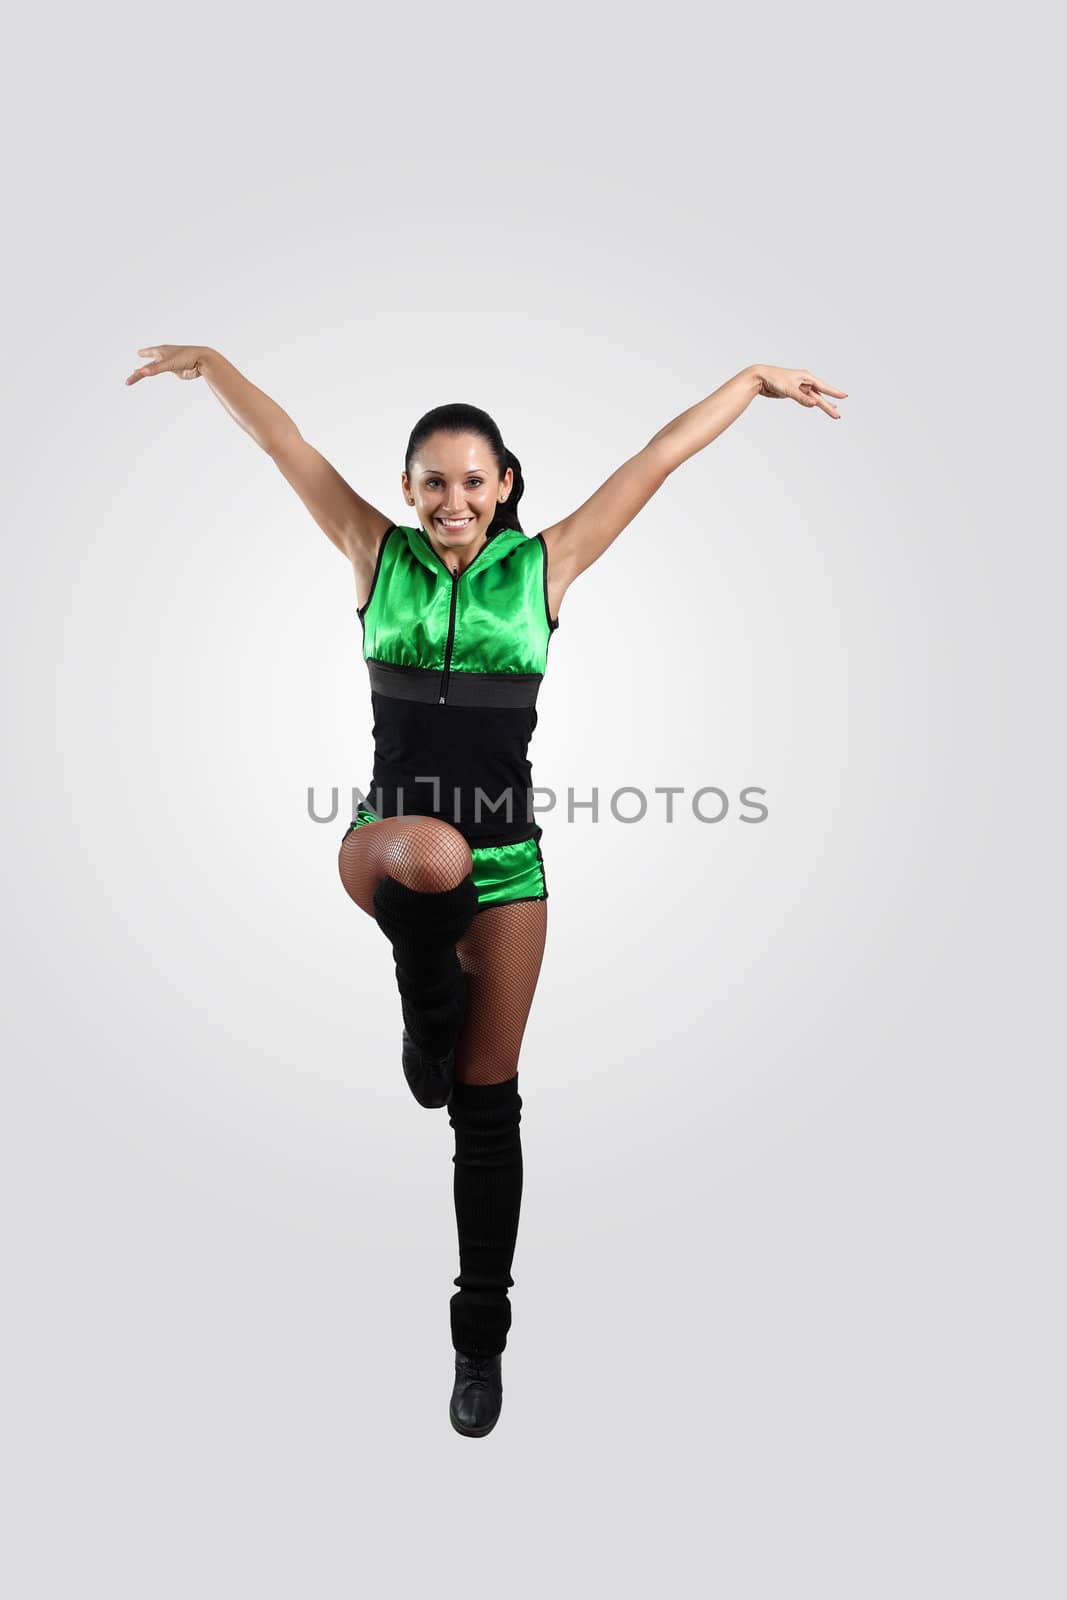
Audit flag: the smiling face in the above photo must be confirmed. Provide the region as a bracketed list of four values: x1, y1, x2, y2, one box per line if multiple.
[402, 431, 513, 570]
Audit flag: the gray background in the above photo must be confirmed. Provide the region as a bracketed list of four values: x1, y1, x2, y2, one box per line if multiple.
[3, 2, 1061, 1595]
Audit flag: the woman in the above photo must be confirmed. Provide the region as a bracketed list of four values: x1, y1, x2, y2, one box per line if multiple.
[126, 345, 847, 1437]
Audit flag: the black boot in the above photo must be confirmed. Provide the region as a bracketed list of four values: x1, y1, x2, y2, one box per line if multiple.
[449, 1351, 503, 1437]
[372, 875, 478, 1108]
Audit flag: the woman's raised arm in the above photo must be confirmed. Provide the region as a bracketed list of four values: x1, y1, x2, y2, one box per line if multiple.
[540, 363, 847, 616]
[126, 345, 393, 603]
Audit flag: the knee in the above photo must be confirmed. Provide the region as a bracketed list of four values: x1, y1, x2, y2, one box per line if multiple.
[392, 820, 473, 893]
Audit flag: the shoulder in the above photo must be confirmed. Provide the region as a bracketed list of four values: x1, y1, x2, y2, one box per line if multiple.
[497, 528, 553, 586]
[377, 524, 423, 566]
[356, 523, 406, 617]
[494, 527, 545, 560]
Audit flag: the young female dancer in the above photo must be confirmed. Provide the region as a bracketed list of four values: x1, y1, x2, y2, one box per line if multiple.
[126, 345, 846, 1436]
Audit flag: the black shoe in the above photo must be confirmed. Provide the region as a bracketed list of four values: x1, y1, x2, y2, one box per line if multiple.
[449, 1350, 503, 1437]
[401, 1029, 456, 1109]
[400, 966, 467, 1108]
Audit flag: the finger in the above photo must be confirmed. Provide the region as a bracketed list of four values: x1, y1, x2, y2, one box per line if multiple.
[125, 362, 158, 385]
[136, 347, 163, 358]
[797, 375, 840, 413]
[805, 386, 840, 417]
[809, 375, 848, 398]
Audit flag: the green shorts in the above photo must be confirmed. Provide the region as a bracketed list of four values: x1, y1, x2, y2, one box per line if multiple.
[343, 805, 548, 912]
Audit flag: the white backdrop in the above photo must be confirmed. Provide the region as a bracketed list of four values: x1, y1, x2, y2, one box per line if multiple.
[2, 2, 1061, 1595]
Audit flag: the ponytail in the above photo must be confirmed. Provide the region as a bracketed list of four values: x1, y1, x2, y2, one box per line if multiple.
[487, 447, 525, 539]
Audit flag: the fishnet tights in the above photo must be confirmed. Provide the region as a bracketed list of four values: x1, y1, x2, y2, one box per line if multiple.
[338, 817, 547, 1085]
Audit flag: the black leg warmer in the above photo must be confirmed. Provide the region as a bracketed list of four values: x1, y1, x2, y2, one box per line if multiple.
[448, 1076, 524, 1358]
[372, 874, 479, 1059]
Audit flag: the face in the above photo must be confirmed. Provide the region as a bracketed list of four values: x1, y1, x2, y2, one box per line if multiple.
[402, 431, 513, 565]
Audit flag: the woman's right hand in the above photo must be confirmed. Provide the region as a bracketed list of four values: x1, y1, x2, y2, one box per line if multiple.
[125, 345, 210, 386]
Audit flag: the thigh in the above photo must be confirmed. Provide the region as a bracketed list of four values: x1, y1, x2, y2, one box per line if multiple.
[337, 815, 473, 916]
[453, 899, 548, 1085]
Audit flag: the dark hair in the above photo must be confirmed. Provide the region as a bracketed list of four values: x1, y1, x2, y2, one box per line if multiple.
[404, 402, 524, 540]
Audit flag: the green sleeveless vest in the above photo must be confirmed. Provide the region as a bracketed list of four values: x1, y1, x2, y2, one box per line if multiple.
[360, 523, 557, 703]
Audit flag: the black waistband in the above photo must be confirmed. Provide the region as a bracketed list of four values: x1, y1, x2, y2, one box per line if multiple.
[367, 659, 542, 709]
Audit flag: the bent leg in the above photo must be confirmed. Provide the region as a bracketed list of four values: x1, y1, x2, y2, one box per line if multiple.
[339, 816, 479, 1075]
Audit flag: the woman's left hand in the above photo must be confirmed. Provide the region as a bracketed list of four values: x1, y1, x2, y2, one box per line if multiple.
[754, 366, 848, 417]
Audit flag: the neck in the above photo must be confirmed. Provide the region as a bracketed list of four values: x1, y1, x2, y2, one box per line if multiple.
[424, 526, 490, 575]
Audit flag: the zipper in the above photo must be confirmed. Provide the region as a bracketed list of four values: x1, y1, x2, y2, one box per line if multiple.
[417, 528, 499, 704]
[439, 567, 459, 704]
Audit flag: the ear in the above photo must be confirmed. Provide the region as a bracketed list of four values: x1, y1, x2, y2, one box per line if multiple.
[498, 466, 513, 502]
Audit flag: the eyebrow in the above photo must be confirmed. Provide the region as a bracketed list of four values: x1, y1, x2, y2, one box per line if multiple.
[419, 467, 489, 475]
